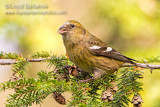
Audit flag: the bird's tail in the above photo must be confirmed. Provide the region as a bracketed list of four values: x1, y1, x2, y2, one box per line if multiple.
[123, 56, 138, 65]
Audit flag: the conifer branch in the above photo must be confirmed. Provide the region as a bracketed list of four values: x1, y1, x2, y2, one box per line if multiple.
[1, 51, 160, 106]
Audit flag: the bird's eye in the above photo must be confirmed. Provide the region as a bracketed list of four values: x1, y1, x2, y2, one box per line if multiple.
[71, 24, 75, 28]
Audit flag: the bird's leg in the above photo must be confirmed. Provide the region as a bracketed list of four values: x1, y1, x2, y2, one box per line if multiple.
[78, 69, 106, 83]
[93, 69, 106, 80]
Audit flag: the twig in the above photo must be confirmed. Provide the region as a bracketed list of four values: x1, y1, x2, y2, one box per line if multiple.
[0, 60, 17, 65]
[0, 58, 48, 65]
[122, 63, 160, 71]
[1, 58, 160, 71]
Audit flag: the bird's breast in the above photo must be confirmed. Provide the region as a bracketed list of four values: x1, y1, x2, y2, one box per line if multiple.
[66, 44, 94, 73]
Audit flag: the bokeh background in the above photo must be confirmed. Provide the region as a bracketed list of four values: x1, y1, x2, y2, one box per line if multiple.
[0, 0, 160, 106]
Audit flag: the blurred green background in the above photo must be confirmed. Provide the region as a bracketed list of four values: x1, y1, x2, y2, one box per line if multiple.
[0, 0, 160, 106]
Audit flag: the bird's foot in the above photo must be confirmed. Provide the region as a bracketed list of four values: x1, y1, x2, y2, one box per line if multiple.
[78, 78, 94, 83]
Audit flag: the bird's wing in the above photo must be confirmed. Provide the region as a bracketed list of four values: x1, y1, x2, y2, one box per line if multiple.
[87, 42, 137, 63]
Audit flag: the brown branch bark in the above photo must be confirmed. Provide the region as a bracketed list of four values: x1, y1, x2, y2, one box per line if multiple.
[0, 58, 48, 65]
[1, 58, 160, 71]
[122, 63, 160, 70]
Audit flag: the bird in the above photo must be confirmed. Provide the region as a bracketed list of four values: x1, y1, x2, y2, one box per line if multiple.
[58, 20, 137, 82]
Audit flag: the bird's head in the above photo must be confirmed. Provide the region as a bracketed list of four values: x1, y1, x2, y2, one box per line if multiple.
[58, 20, 87, 38]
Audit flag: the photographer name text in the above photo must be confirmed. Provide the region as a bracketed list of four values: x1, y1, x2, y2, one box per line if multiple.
[5, 4, 67, 15]
[6, 4, 48, 9]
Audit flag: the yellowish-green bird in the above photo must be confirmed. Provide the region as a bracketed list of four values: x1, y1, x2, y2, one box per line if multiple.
[58, 20, 136, 82]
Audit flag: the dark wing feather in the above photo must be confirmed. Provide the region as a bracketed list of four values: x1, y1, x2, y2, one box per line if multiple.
[85, 34, 137, 63]
[89, 46, 137, 64]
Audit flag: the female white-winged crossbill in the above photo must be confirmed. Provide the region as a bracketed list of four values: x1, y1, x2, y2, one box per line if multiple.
[58, 20, 136, 82]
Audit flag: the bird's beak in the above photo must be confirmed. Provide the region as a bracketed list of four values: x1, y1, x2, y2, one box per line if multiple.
[58, 24, 69, 35]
